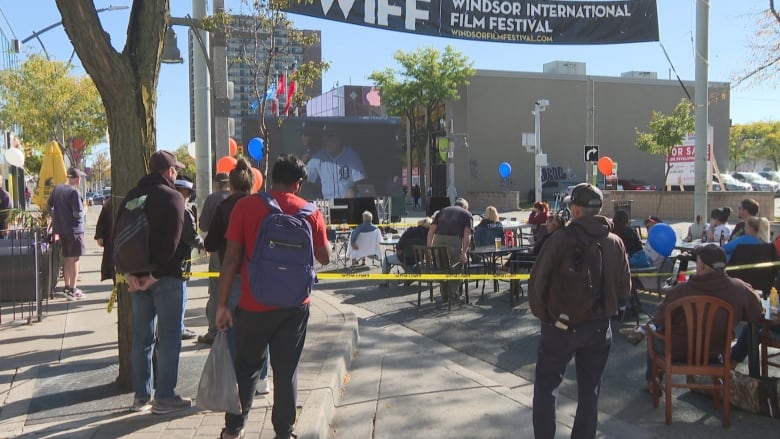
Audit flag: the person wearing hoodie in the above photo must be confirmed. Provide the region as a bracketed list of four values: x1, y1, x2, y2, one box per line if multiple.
[529, 183, 631, 439]
[642, 244, 762, 389]
[119, 150, 190, 415]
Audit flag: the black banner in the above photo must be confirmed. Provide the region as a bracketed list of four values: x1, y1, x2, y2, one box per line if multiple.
[284, 0, 658, 45]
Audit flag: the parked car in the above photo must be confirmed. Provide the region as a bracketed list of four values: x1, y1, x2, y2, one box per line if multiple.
[617, 178, 656, 191]
[92, 194, 105, 205]
[732, 171, 780, 194]
[712, 174, 753, 192]
[759, 170, 780, 183]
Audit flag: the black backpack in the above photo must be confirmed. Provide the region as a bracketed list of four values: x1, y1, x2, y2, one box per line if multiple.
[113, 195, 155, 275]
[548, 223, 605, 325]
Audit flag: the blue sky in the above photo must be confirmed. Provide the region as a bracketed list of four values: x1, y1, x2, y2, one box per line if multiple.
[1, 1, 778, 153]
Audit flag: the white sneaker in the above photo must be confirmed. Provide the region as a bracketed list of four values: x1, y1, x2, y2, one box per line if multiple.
[255, 378, 270, 395]
[65, 288, 85, 301]
[131, 397, 152, 412]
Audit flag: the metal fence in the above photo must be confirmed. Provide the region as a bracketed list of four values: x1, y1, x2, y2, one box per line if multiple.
[0, 228, 59, 324]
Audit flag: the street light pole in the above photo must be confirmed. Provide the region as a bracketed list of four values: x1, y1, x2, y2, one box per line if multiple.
[533, 99, 549, 203]
[12, 5, 129, 57]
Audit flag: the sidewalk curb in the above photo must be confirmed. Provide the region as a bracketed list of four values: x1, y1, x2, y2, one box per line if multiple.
[296, 293, 358, 439]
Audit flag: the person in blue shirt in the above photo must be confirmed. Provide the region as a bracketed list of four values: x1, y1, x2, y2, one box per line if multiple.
[722, 216, 768, 261]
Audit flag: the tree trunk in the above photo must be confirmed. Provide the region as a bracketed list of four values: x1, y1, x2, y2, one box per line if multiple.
[56, 0, 168, 390]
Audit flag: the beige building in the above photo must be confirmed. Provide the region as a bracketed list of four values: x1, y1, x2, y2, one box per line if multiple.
[447, 65, 730, 200]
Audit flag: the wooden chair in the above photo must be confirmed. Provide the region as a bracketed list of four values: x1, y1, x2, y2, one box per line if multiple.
[760, 321, 780, 377]
[646, 295, 735, 427]
[412, 245, 460, 311]
[727, 243, 778, 294]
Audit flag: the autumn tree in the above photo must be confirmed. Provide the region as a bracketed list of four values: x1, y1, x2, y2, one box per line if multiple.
[89, 150, 111, 189]
[0, 54, 106, 172]
[227, 0, 328, 182]
[734, 1, 780, 87]
[369, 46, 475, 199]
[730, 121, 780, 170]
[55, 0, 169, 389]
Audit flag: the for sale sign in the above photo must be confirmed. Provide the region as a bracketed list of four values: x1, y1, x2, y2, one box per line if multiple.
[664, 126, 713, 187]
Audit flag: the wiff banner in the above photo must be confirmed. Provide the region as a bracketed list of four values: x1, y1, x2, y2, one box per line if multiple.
[284, 0, 659, 45]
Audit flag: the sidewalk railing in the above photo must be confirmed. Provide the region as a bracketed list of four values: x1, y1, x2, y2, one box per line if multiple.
[0, 228, 59, 324]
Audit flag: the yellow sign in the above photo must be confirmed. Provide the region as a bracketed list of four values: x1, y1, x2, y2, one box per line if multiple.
[32, 141, 67, 208]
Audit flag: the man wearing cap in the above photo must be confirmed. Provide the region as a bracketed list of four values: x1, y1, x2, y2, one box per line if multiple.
[427, 197, 473, 302]
[119, 150, 191, 414]
[303, 124, 367, 199]
[529, 183, 631, 439]
[643, 244, 762, 388]
[174, 175, 204, 341]
[197, 172, 231, 345]
[47, 167, 86, 300]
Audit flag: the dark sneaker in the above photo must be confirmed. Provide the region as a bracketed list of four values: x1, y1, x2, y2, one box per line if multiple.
[197, 333, 216, 345]
[131, 397, 152, 412]
[152, 395, 192, 414]
[220, 428, 245, 439]
[181, 328, 197, 340]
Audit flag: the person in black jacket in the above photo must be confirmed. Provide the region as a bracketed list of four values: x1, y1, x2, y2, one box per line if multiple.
[120, 150, 190, 415]
[378, 217, 431, 288]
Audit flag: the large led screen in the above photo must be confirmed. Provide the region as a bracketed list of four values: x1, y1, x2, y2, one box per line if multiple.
[242, 117, 403, 200]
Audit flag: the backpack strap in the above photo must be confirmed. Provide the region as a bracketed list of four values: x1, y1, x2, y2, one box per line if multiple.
[259, 191, 316, 220]
[258, 191, 283, 214]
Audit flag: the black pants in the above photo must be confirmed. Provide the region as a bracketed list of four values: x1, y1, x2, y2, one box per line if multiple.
[225, 304, 309, 437]
[533, 318, 612, 439]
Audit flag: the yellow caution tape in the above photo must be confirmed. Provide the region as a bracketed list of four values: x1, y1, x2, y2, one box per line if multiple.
[107, 274, 122, 313]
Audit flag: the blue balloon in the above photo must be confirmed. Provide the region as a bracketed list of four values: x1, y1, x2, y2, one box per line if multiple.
[498, 162, 512, 179]
[248, 137, 264, 160]
[647, 223, 676, 257]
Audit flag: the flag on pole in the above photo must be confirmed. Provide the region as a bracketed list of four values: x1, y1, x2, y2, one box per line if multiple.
[284, 80, 296, 116]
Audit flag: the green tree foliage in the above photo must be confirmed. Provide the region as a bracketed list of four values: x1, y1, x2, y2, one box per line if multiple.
[174, 144, 197, 178]
[635, 98, 696, 177]
[0, 54, 107, 171]
[229, 0, 329, 184]
[730, 121, 780, 170]
[369, 45, 475, 191]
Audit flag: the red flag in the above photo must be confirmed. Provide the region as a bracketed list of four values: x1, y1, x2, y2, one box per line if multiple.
[276, 74, 285, 100]
[284, 80, 296, 116]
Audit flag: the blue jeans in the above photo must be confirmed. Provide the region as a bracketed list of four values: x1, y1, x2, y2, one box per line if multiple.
[131, 276, 185, 400]
[731, 323, 780, 363]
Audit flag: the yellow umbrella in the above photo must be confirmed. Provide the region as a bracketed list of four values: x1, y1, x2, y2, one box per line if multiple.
[32, 141, 67, 208]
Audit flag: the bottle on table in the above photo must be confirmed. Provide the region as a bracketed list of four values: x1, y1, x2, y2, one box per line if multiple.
[770, 287, 779, 312]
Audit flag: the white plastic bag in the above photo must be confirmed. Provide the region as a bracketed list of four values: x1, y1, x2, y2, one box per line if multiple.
[196, 332, 241, 413]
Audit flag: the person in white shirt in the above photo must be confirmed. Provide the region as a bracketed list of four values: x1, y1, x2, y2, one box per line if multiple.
[705, 206, 732, 243]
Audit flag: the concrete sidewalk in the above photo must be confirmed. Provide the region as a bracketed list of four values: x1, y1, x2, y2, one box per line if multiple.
[0, 208, 358, 439]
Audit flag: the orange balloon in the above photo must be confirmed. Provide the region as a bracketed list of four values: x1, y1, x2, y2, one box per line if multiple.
[216, 156, 237, 174]
[229, 138, 238, 156]
[597, 156, 614, 176]
[251, 167, 264, 193]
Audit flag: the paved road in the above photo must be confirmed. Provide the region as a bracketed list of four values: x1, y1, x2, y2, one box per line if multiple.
[323, 215, 780, 438]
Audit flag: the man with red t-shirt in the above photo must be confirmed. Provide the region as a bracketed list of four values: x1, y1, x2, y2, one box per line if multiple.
[215, 154, 331, 439]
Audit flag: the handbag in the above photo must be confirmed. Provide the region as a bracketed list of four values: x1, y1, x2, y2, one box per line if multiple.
[730, 370, 780, 418]
[196, 332, 241, 413]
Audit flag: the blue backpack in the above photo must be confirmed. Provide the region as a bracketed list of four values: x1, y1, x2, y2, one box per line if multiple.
[247, 192, 317, 308]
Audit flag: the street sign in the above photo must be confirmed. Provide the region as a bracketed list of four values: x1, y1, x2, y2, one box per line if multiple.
[584, 145, 599, 162]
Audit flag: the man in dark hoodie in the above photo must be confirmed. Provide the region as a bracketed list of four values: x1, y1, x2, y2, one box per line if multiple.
[120, 150, 190, 415]
[644, 244, 762, 388]
[529, 183, 631, 439]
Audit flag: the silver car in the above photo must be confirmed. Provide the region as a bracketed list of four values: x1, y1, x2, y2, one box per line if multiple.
[732, 172, 780, 194]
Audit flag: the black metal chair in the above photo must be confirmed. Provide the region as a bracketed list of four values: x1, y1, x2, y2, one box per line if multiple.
[727, 243, 778, 294]
[412, 245, 461, 311]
